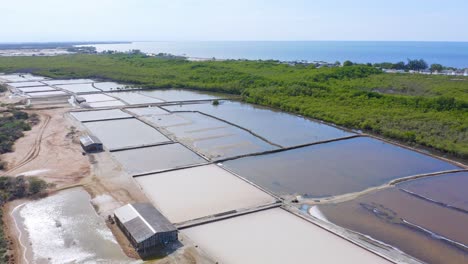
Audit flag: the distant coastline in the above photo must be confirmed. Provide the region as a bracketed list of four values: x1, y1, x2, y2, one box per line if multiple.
[0, 41, 130, 50]
[82, 41, 468, 69]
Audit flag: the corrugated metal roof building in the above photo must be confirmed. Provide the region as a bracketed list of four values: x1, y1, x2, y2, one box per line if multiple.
[114, 203, 178, 254]
[79, 134, 103, 152]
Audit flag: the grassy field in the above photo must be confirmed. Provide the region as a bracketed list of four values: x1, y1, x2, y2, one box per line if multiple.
[0, 54, 466, 159]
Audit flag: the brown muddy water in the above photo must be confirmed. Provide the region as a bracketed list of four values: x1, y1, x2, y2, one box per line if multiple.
[223, 137, 459, 198]
[84, 118, 170, 150]
[182, 207, 390, 264]
[112, 143, 207, 175]
[164, 101, 354, 147]
[143, 112, 278, 160]
[319, 187, 468, 264]
[397, 171, 468, 212]
[12, 188, 135, 264]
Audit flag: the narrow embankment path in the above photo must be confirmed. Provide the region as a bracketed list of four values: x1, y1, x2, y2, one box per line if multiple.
[1, 114, 51, 176]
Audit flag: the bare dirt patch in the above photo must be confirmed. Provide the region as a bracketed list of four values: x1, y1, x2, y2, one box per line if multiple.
[0, 108, 90, 188]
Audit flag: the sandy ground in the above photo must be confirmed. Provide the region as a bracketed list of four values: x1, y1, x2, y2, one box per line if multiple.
[0, 108, 90, 187]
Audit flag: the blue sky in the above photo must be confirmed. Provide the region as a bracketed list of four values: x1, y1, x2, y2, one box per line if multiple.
[2, 0, 468, 42]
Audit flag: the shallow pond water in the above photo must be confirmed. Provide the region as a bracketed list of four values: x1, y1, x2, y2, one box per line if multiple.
[222, 137, 459, 197]
[164, 101, 354, 147]
[138, 89, 220, 102]
[1, 74, 47, 82]
[143, 112, 278, 160]
[56, 83, 101, 94]
[7, 81, 46, 88]
[18, 86, 57, 92]
[106, 92, 163, 104]
[42, 79, 95, 86]
[79, 93, 118, 103]
[134, 164, 276, 223]
[125, 106, 169, 116]
[84, 118, 170, 150]
[319, 187, 468, 264]
[15, 188, 133, 264]
[88, 100, 126, 108]
[397, 172, 468, 212]
[182, 207, 390, 264]
[71, 109, 132, 122]
[112, 143, 207, 175]
[93, 82, 129, 91]
[28, 91, 69, 97]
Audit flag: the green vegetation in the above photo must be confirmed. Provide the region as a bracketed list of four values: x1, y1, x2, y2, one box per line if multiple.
[0, 176, 48, 263]
[0, 54, 466, 159]
[0, 110, 32, 154]
[373, 59, 455, 71]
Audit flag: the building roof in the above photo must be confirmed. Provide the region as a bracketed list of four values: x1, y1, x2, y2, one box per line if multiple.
[115, 203, 176, 243]
[79, 134, 102, 147]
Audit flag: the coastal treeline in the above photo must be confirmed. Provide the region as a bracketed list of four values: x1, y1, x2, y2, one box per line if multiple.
[0, 54, 466, 159]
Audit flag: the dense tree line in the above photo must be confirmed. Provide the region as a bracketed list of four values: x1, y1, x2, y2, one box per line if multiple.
[0, 54, 466, 158]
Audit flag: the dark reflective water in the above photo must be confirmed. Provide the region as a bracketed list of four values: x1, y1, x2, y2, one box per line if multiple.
[223, 137, 459, 197]
[164, 101, 354, 147]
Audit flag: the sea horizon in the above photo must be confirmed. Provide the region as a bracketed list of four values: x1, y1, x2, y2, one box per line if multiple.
[85, 41, 468, 68]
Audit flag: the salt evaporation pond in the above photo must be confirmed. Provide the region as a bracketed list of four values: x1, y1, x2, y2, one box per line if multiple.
[7, 81, 46, 88]
[18, 86, 57, 92]
[56, 83, 101, 94]
[319, 187, 468, 264]
[79, 93, 118, 103]
[165, 101, 354, 147]
[135, 164, 276, 223]
[15, 188, 133, 264]
[106, 91, 163, 104]
[182, 207, 390, 264]
[1, 74, 47, 82]
[71, 109, 132, 122]
[138, 89, 220, 102]
[93, 82, 129, 91]
[143, 112, 278, 160]
[223, 137, 459, 197]
[398, 172, 468, 212]
[28, 91, 69, 97]
[112, 143, 206, 175]
[84, 118, 170, 150]
[88, 100, 126, 108]
[42, 79, 95, 86]
[125, 106, 169, 116]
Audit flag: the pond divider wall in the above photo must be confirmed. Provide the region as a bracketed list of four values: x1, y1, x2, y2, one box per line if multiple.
[168, 110, 284, 148]
[109, 141, 176, 152]
[216, 134, 363, 163]
[176, 202, 282, 229]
